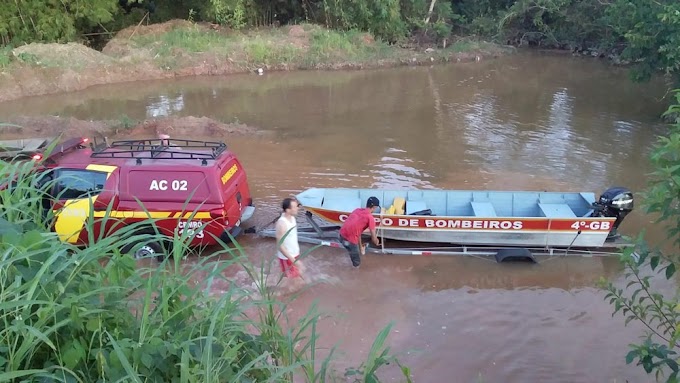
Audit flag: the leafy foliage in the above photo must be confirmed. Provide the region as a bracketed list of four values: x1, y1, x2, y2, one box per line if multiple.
[604, 0, 680, 81]
[495, 0, 609, 49]
[601, 90, 680, 383]
[451, 0, 680, 83]
[204, 0, 249, 29]
[0, 0, 119, 44]
[321, 0, 408, 43]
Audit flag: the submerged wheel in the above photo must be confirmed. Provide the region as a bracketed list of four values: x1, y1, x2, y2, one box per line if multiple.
[121, 231, 171, 262]
[133, 243, 162, 259]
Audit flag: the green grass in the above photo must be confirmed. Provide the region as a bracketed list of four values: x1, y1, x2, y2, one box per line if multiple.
[0, 140, 412, 382]
[115, 114, 137, 130]
[123, 22, 509, 73]
[241, 36, 303, 65]
[448, 40, 476, 53]
[133, 27, 301, 68]
[158, 29, 237, 54]
[130, 23, 404, 70]
[445, 39, 506, 54]
[0, 47, 44, 69]
[14, 52, 39, 66]
[132, 28, 234, 69]
[0, 47, 11, 68]
[305, 29, 392, 64]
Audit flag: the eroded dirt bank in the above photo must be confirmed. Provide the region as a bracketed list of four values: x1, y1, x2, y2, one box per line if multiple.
[0, 115, 265, 141]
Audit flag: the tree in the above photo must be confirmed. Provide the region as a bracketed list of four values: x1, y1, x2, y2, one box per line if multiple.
[0, 0, 120, 45]
[602, 89, 680, 383]
[604, 0, 680, 83]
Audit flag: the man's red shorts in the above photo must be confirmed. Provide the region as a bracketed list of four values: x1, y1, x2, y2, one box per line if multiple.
[279, 258, 300, 278]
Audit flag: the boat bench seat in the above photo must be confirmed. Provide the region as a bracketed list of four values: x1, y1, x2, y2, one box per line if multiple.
[323, 198, 362, 212]
[406, 200, 428, 215]
[538, 203, 576, 218]
[471, 202, 497, 217]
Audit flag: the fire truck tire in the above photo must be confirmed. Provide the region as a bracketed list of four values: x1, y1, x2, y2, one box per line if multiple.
[121, 230, 171, 262]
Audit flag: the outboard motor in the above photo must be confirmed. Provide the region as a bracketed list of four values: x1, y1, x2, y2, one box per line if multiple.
[590, 187, 634, 239]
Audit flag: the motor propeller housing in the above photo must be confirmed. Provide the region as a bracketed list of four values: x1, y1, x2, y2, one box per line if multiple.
[591, 186, 634, 239]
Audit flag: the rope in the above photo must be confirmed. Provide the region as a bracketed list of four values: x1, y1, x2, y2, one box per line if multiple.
[380, 208, 385, 254]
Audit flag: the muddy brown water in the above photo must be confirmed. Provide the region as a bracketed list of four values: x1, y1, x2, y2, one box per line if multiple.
[0, 51, 673, 382]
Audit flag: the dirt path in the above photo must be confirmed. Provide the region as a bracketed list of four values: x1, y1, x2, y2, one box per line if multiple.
[0, 20, 512, 103]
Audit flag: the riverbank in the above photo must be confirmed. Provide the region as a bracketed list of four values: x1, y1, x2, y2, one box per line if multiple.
[0, 115, 264, 141]
[0, 20, 512, 103]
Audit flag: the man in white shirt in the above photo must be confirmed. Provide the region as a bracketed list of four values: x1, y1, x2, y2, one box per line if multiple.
[275, 197, 303, 278]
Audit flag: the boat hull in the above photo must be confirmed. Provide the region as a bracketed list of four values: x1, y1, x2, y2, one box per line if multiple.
[295, 187, 631, 249]
[305, 207, 616, 248]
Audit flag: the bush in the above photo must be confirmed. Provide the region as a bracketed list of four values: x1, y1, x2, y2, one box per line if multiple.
[0, 0, 119, 44]
[601, 90, 680, 383]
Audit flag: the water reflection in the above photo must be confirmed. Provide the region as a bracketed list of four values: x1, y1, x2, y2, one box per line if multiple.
[457, 93, 521, 166]
[146, 94, 185, 117]
[541, 87, 574, 171]
[369, 153, 435, 189]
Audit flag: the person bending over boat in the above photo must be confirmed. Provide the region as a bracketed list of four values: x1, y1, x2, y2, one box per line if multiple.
[339, 196, 382, 268]
[276, 197, 304, 278]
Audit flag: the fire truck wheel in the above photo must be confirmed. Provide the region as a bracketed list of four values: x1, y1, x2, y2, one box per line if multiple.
[132, 242, 163, 259]
[121, 234, 168, 262]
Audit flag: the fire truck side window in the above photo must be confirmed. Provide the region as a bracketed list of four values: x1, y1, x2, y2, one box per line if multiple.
[35, 170, 55, 210]
[35, 170, 54, 190]
[54, 170, 107, 200]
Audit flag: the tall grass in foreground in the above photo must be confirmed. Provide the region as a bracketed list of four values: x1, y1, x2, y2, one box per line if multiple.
[0, 151, 411, 382]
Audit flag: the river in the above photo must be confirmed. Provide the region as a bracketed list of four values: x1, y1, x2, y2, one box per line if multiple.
[0, 50, 672, 382]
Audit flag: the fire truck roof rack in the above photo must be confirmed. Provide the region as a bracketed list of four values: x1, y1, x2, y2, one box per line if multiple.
[90, 138, 227, 162]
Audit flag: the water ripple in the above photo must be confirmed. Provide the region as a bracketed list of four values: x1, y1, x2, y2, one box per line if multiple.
[369, 148, 434, 189]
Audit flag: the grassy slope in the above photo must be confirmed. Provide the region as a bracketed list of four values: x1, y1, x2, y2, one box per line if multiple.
[0, 21, 511, 102]
[123, 23, 504, 70]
